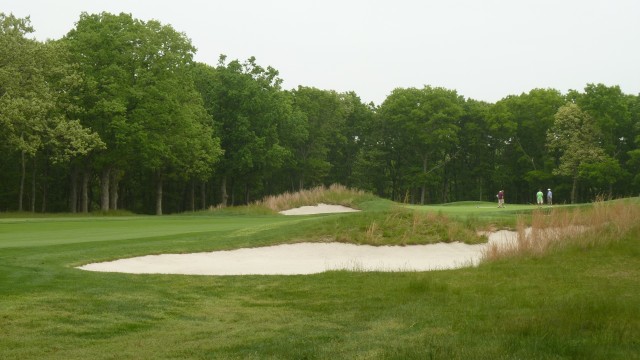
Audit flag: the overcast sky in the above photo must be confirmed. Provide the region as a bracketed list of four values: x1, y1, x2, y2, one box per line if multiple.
[4, 0, 640, 105]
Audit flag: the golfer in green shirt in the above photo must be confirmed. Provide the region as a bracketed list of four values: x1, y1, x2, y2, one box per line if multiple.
[536, 189, 544, 206]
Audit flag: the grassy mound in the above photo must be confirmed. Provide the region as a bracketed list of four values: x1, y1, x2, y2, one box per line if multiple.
[251, 186, 485, 245]
[257, 184, 380, 212]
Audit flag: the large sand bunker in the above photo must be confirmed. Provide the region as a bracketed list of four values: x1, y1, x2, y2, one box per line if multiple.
[77, 204, 517, 276]
[78, 231, 518, 276]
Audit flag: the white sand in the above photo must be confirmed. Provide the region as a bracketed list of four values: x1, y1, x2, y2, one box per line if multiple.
[78, 231, 519, 276]
[77, 204, 519, 276]
[278, 203, 360, 215]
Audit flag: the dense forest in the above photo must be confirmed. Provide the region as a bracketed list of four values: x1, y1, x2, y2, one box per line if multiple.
[2, 12, 639, 214]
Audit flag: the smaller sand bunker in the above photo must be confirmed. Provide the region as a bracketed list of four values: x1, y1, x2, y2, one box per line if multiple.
[278, 203, 360, 215]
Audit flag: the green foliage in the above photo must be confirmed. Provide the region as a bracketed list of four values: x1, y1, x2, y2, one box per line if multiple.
[577, 83, 633, 157]
[484, 89, 566, 203]
[376, 86, 464, 203]
[193, 57, 292, 205]
[63, 12, 221, 214]
[1, 11, 640, 213]
[0, 14, 104, 211]
[628, 149, 640, 190]
[547, 103, 617, 202]
[290, 86, 350, 188]
[579, 157, 627, 190]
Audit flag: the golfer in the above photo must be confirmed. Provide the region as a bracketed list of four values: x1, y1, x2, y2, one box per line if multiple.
[497, 190, 505, 208]
[536, 189, 544, 206]
[547, 189, 552, 205]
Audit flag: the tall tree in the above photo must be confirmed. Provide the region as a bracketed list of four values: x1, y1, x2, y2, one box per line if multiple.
[627, 94, 640, 195]
[547, 103, 609, 203]
[485, 97, 518, 199]
[454, 99, 495, 201]
[0, 14, 50, 211]
[1, 14, 103, 212]
[64, 13, 221, 214]
[575, 84, 633, 159]
[290, 87, 348, 190]
[378, 86, 463, 204]
[327, 92, 374, 187]
[489, 89, 565, 202]
[64, 12, 140, 211]
[193, 57, 290, 206]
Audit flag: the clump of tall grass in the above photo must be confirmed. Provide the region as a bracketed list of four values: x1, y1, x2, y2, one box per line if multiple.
[258, 184, 369, 212]
[483, 199, 640, 260]
[335, 207, 483, 246]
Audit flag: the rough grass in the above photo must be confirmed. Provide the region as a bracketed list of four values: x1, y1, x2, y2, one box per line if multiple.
[200, 184, 380, 216]
[257, 184, 374, 212]
[483, 199, 640, 260]
[330, 207, 484, 245]
[247, 186, 485, 246]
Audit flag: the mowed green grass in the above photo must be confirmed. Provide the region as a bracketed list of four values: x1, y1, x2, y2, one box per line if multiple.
[1, 202, 639, 359]
[405, 201, 562, 221]
[0, 215, 302, 249]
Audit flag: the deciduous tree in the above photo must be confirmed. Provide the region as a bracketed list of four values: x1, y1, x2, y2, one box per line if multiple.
[547, 103, 609, 203]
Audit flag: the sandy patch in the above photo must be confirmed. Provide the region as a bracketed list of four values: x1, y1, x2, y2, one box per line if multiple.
[78, 231, 518, 276]
[278, 203, 360, 215]
[78, 204, 522, 276]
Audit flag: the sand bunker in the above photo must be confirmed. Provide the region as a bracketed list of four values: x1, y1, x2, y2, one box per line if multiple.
[78, 231, 518, 276]
[278, 203, 360, 215]
[78, 204, 518, 276]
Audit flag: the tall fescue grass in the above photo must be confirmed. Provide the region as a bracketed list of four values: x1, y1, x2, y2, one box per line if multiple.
[202, 184, 371, 215]
[287, 205, 484, 246]
[247, 185, 483, 245]
[203, 185, 483, 245]
[484, 198, 640, 260]
[346, 207, 483, 245]
[258, 184, 369, 211]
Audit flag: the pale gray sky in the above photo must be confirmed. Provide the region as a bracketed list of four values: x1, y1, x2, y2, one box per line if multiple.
[4, 0, 640, 105]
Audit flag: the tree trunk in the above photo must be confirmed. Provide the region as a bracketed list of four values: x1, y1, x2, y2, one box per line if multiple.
[30, 157, 36, 212]
[230, 180, 235, 206]
[41, 160, 48, 213]
[420, 156, 427, 205]
[81, 170, 89, 213]
[70, 168, 78, 213]
[190, 180, 195, 212]
[19, 151, 26, 211]
[100, 167, 111, 211]
[200, 181, 206, 210]
[571, 176, 578, 204]
[220, 176, 228, 207]
[109, 170, 120, 210]
[156, 171, 163, 215]
[442, 177, 449, 203]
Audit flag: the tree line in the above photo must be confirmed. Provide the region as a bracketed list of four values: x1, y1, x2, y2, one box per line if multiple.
[2, 12, 639, 214]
